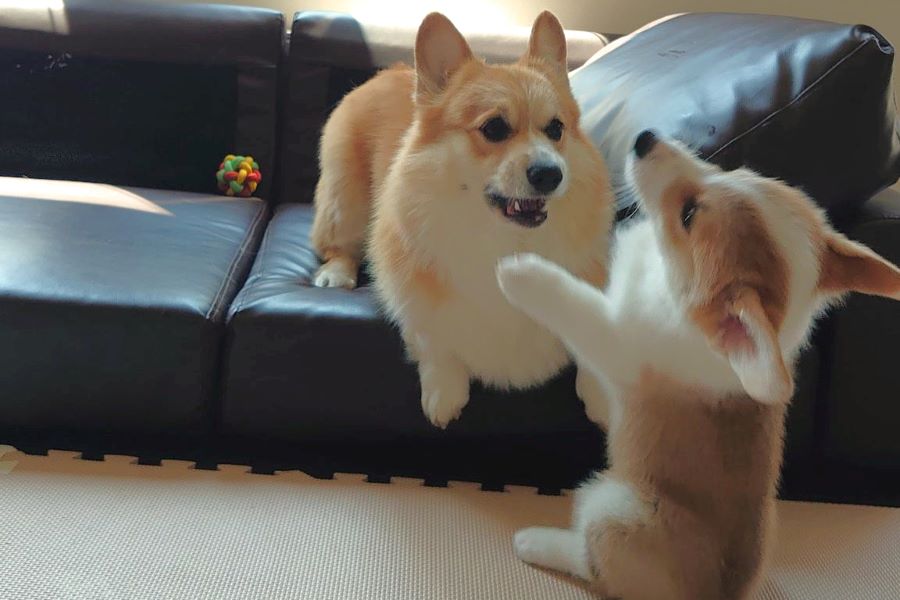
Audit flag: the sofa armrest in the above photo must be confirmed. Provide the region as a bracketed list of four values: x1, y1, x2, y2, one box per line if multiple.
[822, 187, 900, 469]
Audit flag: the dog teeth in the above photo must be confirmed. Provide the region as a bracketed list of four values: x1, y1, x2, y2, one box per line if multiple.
[499, 197, 548, 218]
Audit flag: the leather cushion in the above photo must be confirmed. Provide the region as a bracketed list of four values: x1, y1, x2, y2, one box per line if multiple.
[0, 177, 267, 433]
[822, 188, 900, 468]
[571, 13, 900, 222]
[221, 204, 600, 443]
[220, 203, 819, 483]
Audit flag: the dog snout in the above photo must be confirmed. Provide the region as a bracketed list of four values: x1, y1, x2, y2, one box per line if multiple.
[527, 164, 563, 194]
[633, 130, 658, 159]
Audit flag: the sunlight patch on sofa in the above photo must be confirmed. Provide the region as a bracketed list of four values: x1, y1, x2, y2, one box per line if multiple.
[0, 0, 68, 34]
[0, 177, 173, 216]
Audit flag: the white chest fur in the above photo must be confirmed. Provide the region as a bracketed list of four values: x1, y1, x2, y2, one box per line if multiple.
[603, 219, 745, 396]
[410, 211, 579, 389]
[374, 134, 600, 391]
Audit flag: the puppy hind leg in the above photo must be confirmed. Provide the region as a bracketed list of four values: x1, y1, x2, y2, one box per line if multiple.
[575, 474, 663, 599]
[513, 527, 591, 581]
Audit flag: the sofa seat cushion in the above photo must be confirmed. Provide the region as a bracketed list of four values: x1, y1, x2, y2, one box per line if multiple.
[0, 177, 267, 433]
[220, 204, 820, 486]
[222, 204, 600, 444]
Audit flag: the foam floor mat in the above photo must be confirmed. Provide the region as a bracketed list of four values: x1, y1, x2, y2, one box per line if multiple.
[1, 445, 898, 599]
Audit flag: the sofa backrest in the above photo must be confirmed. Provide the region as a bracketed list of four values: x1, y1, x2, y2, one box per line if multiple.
[0, 1, 283, 199]
[569, 13, 900, 223]
[277, 11, 611, 204]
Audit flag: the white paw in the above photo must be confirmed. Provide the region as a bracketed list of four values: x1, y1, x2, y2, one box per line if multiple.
[513, 527, 555, 566]
[496, 253, 565, 309]
[420, 363, 470, 429]
[513, 527, 590, 580]
[313, 262, 357, 289]
[421, 382, 469, 429]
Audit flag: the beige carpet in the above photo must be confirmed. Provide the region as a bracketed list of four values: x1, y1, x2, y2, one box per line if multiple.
[1, 445, 898, 600]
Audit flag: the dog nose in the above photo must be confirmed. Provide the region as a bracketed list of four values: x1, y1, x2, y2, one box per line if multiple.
[527, 164, 563, 194]
[634, 130, 658, 158]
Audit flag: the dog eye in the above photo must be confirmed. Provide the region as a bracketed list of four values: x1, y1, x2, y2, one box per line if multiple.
[544, 118, 564, 141]
[681, 197, 698, 230]
[480, 117, 512, 142]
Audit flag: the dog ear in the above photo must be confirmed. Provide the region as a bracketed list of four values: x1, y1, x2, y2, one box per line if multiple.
[714, 288, 794, 405]
[523, 11, 567, 77]
[818, 232, 900, 301]
[414, 13, 473, 103]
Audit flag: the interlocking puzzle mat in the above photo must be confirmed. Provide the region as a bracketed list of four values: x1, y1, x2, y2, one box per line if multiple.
[1, 445, 898, 599]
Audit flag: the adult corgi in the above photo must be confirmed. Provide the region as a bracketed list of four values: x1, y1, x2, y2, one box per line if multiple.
[312, 12, 613, 427]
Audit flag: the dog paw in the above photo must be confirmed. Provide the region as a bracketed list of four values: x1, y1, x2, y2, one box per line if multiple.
[513, 528, 555, 565]
[496, 253, 565, 311]
[419, 361, 470, 429]
[421, 384, 469, 429]
[313, 262, 357, 289]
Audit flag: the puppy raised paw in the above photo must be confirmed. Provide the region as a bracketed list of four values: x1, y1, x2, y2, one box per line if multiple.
[496, 253, 569, 314]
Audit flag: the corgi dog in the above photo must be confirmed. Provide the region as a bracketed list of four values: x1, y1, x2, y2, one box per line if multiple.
[496, 131, 900, 599]
[311, 12, 613, 427]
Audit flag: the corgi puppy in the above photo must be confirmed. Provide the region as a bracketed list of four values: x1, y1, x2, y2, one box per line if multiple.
[496, 131, 900, 599]
[311, 12, 613, 427]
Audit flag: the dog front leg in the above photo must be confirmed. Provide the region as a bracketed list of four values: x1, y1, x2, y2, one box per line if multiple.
[417, 350, 470, 429]
[575, 368, 611, 431]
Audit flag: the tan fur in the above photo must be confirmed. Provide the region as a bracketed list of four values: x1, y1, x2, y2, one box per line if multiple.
[592, 371, 784, 600]
[311, 66, 415, 276]
[819, 233, 900, 300]
[755, 177, 900, 301]
[660, 180, 790, 324]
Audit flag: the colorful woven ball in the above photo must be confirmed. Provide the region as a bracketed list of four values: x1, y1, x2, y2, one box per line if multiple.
[216, 155, 261, 197]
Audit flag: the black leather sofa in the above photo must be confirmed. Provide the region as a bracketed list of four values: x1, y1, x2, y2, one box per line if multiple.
[2, 2, 899, 504]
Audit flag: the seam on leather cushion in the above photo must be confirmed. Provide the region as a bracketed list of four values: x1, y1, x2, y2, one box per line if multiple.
[707, 38, 871, 162]
[228, 208, 278, 319]
[206, 203, 270, 322]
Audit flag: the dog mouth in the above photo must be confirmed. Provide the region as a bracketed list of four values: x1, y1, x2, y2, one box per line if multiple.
[487, 193, 548, 228]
